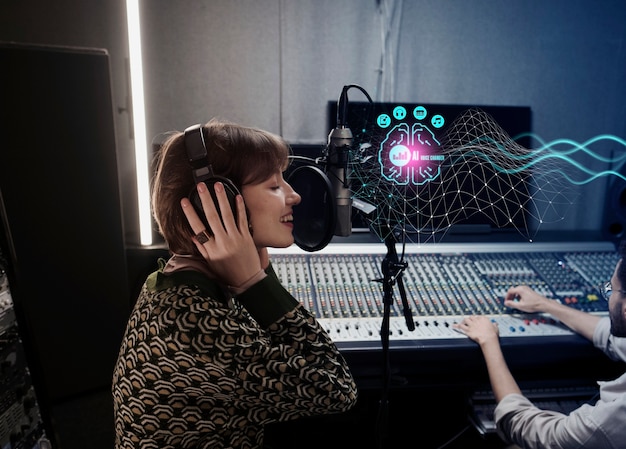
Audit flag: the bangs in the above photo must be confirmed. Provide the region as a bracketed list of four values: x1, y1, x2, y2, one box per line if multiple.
[235, 129, 291, 186]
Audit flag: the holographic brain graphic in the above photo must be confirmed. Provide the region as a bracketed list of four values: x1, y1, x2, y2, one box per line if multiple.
[349, 107, 587, 244]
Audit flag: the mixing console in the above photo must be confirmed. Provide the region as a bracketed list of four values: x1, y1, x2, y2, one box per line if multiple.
[270, 241, 617, 349]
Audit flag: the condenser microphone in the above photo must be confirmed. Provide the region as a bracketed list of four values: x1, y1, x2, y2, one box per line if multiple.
[326, 86, 353, 236]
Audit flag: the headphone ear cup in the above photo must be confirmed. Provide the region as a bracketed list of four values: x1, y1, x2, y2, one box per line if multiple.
[189, 176, 241, 234]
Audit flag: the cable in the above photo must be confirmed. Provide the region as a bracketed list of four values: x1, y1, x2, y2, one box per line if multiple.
[432, 424, 472, 449]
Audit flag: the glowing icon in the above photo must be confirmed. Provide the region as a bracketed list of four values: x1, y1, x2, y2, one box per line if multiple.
[413, 106, 427, 120]
[377, 113, 391, 128]
[389, 145, 411, 167]
[393, 106, 407, 120]
[431, 115, 445, 128]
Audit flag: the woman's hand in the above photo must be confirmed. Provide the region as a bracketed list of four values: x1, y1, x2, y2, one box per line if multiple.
[181, 181, 263, 287]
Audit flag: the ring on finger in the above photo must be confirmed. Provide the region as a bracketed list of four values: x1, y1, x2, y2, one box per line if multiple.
[195, 230, 212, 244]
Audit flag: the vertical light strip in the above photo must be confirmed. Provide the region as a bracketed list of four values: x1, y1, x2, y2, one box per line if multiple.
[126, 0, 152, 245]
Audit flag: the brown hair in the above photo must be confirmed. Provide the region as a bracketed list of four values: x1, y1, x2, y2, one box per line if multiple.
[151, 118, 290, 254]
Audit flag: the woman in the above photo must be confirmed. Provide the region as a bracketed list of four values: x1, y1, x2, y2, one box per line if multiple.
[112, 119, 358, 449]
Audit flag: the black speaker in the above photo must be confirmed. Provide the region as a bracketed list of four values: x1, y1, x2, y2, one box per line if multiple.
[0, 43, 130, 407]
[602, 169, 626, 244]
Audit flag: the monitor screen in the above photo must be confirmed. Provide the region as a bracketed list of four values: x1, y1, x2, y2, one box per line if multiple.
[326, 101, 533, 242]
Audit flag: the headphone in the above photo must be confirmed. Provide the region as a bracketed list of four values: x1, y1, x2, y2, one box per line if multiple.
[184, 124, 241, 234]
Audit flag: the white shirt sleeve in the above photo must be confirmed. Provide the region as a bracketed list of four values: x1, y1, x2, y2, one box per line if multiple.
[493, 318, 626, 449]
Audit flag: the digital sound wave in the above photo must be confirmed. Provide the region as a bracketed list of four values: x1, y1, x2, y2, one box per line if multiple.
[447, 135, 626, 182]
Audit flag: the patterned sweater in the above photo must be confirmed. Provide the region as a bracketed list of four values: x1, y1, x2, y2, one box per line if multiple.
[112, 262, 357, 449]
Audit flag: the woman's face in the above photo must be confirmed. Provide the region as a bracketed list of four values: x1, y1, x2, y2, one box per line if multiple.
[242, 171, 301, 248]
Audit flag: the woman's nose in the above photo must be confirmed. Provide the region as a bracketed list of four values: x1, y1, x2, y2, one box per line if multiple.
[287, 183, 301, 205]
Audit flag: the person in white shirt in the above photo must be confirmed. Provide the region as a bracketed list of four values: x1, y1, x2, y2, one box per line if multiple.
[454, 241, 626, 449]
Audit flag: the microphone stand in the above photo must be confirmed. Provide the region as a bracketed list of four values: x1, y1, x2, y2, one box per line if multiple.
[375, 227, 415, 448]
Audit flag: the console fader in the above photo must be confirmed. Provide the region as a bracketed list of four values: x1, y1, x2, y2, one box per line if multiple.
[270, 241, 617, 349]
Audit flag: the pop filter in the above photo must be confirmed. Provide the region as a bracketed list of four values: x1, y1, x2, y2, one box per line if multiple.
[286, 165, 336, 252]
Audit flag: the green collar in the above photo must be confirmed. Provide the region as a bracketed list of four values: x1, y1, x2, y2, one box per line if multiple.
[145, 259, 230, 303]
